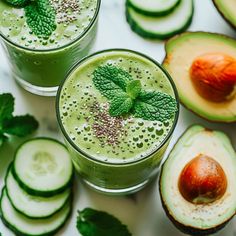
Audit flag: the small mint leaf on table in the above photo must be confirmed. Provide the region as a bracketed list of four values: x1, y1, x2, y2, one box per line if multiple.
[126, 80, 141, 99]
[0, 93, 14, 123]
[0, 134, 8, 147]
[93, 65, 133, 100]
[134, 91, 178, 122]
[0, 135, 5, 147]
[6, 0, 29, 7]
[2, 115, 39, 137]
[25, 0, 56, 37]
[77, 208, 132, 236]
[109, 93, 133, 117]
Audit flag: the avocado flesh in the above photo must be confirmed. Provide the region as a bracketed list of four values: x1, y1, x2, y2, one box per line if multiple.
[213, 0, 236, 29]
[160, 125, 236, 235]
[163, 32, 236, 123]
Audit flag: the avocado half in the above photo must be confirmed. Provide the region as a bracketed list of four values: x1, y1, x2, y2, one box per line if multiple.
[213, 0, 236, 29]
[163, 32, 236, 123]
[159, 125, 236, 235]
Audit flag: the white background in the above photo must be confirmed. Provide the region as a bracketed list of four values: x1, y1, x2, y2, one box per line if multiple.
[0, 0, 236, 235]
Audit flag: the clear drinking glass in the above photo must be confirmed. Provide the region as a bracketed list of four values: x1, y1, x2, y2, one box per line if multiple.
[0, 0, 101, 96]
[56, 49, 179, 195]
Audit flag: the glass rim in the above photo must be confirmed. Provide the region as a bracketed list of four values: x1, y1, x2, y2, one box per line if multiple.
[0, 0, 101, 53]
[56, 48, 180, 166]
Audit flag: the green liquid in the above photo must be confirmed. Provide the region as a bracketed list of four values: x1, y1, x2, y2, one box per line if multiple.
[0, 0, 99, 90]
[58, 50, 178, 193]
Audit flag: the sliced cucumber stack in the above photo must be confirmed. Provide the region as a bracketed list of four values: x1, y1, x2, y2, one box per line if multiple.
[0, 138, 74, 236]
[1, 189, 71, 236]
[127, 0, 181, 16]
[6, 169, 71, 219]
[12, 138, 73, 197]
[126, 0, 194, 39]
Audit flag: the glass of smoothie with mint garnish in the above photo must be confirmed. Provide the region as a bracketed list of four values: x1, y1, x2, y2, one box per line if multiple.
[0, 0, 100, 96]
[56, 49, 179, 195]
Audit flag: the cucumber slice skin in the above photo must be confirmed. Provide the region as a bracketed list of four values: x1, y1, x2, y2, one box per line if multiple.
[12, 137, 74, 197]
[6, 187, 71, 220]
[127, 0, 181, 17]
[0, 188, 73, 236]
[5, 166, 72, 219]
[126, 0, 194, 40]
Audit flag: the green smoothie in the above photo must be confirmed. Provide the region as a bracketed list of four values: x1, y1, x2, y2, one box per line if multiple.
[0, 0, 100, 96]
[57, 49, 179, 194]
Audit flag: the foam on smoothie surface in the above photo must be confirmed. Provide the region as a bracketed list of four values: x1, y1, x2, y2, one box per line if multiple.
[59, 51, 176, 163]
[0, 0, 97, 50]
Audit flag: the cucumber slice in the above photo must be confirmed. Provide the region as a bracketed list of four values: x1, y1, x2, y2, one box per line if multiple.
[6, 168, 71, 219]
[126, 0, 194, 39]
[12, 138, 73, 197]
[0, 188, 71, 236]
[127, 0, 181, 16]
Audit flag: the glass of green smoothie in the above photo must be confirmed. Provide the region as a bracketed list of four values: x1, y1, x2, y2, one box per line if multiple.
[56, 49, 179, 195]
[0, 0, 100, 96]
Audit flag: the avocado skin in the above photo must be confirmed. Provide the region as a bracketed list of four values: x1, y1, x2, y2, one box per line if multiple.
[162, 31, 236, 123]
[212, 0, 236, 30]
[159, 125, 235, 235]
[125, 0, 194, 40]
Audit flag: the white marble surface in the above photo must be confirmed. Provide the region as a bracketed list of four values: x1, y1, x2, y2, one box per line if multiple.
[0, 0, 236, 235]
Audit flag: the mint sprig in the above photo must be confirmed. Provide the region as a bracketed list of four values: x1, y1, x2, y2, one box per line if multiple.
[92, 65, 177, 121]
[0, 93, 39, 147]
[0, 93, 14, 123]
[5, 0, 56, 37]
[25, 0, 56, 37]
[77, 208, 132, 236]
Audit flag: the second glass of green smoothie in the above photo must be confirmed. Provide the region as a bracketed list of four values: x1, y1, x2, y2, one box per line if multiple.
[0, 0, 100, 96]
[56, 49, 179, 195]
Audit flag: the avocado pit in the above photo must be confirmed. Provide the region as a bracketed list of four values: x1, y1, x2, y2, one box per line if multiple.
[178, 154, 227, 204]
[190, 53, 236, 102]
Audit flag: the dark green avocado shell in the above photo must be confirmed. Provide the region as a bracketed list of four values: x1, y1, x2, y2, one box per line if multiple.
[159, 194, 230, 236]
[159, 125, 236, 235]
[213, 0, 236, 30]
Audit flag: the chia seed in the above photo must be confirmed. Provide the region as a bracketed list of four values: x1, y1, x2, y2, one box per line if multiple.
[89, 102, 127, 147]
[50, 0, 80, 24]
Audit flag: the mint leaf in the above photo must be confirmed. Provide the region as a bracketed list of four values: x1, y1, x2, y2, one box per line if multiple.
[0, 135, 5, 147]
[0, 93, 14, 123]
[2, 115, 39, 137]
[126, 80, 141, 99]
[77, 208, 132, 236]
[109, 93, 133, 117]
[134, 91, 177, 122]
[25, 0, 56, 37]
[93, 65, 133, 100]
[92, 65, 177, 122]
[0, 134, 8, 147]
[6, 0, 29, 7]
